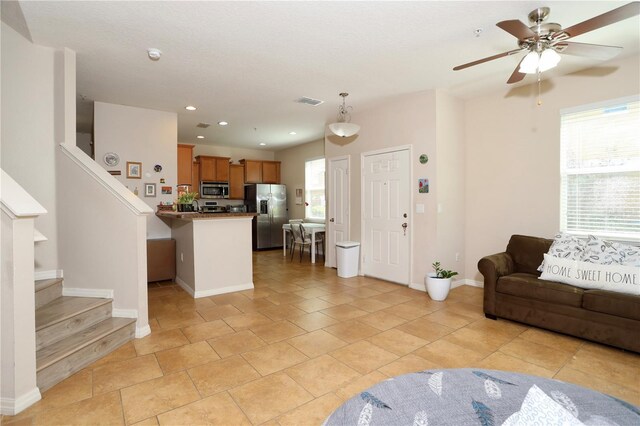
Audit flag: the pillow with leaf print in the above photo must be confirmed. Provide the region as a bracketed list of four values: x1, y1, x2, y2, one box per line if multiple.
[581, 235, 640, 267]
[537, 233, 586, 272]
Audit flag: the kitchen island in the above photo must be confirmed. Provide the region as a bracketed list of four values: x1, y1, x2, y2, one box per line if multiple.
[157, 212, 256, 298]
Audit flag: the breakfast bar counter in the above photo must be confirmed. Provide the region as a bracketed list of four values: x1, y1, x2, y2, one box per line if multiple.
[157, 212, 256, 297]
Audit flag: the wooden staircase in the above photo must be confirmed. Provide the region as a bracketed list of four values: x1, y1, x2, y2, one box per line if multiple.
[35, 278, 136, 392]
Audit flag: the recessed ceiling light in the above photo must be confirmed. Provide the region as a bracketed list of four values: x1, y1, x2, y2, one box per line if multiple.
[259, 142, 266, 146]
[147, 48, 162, 61]
[289, 131, 297, 135]
[218, 121, 229, 126]
[197, 136, 205, 139]
[185, 106, 196, 111]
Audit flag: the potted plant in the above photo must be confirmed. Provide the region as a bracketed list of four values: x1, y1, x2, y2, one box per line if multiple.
[425, 261, 458, 301]
[176, 192, 198, 212]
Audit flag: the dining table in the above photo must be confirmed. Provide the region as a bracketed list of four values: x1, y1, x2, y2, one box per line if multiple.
[282, 222, 326, 264]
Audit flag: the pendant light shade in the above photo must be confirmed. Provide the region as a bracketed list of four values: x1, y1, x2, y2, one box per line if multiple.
[538, 49, 561, 72]
[328, 122, 360, 138]
[329, 93, 359, 138]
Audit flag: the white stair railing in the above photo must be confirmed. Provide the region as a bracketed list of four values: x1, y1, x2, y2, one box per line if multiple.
[1, 169, 47, 415]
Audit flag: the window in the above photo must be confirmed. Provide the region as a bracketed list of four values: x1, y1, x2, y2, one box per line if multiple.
[560, 98, 640, 241]
[305, 158, 325, 220]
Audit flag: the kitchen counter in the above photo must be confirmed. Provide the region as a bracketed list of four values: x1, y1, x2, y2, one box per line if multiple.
[156, 211, 256, 220]
[158, 211, 254, 298]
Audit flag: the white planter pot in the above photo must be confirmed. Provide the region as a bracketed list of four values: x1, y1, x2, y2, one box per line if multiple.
[425, 273, 452, 301]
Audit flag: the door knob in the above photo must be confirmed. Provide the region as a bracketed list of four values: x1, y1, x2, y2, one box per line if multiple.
[330, 218, 335, 222]
[402, 222, 408, 236]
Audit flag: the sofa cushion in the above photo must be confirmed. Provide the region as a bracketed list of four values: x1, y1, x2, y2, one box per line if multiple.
[583, 290, 640, 321]
[496, 273, 584, 307]
[506, 235, 553, 275]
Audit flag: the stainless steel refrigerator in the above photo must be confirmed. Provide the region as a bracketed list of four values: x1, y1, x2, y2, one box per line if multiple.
[245, 184, 287, 250]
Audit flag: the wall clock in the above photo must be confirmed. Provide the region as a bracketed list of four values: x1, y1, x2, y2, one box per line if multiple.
[103, 152, 120, 167]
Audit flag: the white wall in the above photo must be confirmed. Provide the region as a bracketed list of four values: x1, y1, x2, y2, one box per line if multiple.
[325, 90, 445, 287]
[275, 139, 324, 219]
[192, 144, 275, 163]
[94, 102, 177, 239]
[464, 54, 640, 282]
[1, 22, 58, 273]
[435, 90, 466, 275]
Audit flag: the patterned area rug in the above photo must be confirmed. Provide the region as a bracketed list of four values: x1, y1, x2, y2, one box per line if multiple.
[324, 369, 640, 426]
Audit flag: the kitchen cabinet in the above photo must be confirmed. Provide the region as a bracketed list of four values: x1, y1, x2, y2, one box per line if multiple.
[177, 144, 194, 186]
[195, 155, 230, 182]
[192, 161, 200, 196]
[242, 160, 262, 183]
[229, 164, 245, 200]
[240, 159, 281, 184]
[262, 161, 281, 184]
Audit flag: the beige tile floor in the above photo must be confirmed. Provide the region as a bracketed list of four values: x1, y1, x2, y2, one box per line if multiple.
[4, 250, 639, 425]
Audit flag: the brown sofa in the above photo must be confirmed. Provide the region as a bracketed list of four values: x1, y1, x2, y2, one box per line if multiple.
[478, 234, 640, 353]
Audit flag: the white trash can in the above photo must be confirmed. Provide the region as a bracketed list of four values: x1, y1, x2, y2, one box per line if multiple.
[336, 241, 360, 278]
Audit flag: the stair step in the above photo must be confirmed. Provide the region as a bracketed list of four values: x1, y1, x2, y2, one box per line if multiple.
[36, 297, 112, 350]
[35, 278, 63, 309]
[36, 296, 111, 330]
[36, 317, 136, 392]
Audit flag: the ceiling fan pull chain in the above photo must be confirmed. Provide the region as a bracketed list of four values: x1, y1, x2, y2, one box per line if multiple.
[537, 70, 543, 106]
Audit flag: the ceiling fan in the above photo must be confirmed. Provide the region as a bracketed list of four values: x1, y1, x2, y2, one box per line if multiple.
[453, 2, 640, 84]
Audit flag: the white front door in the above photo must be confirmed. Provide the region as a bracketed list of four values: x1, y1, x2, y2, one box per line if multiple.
[326, 156, 349, 268]
[362, 148, 411, 284]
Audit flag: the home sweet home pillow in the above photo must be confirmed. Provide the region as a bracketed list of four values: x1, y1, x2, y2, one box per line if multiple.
[540, 254, 640, 295]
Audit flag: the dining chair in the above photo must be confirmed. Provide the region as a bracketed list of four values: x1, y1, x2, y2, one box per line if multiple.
[301, 223, 324, 258]
[290, 223, 311, 262]
[287, 219, 304, 255]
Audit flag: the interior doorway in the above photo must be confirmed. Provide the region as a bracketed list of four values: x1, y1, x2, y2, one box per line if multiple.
[361, 147, 411, 284]
[326, 156, 350, 268]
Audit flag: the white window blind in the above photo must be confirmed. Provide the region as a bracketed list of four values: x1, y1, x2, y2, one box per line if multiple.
[305, 158, 325, 220]
[560, 98, 640, 240]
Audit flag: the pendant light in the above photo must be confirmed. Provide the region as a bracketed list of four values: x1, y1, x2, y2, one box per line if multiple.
[328, 93, 360, 138]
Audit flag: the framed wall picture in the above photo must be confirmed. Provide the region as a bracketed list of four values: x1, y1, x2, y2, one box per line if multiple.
[126, 161, 142, 179]
[144, 183, 156, 197]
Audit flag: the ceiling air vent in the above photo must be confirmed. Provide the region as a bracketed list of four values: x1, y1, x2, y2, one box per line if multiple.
[196, 122, 211, 128]
[295, 97, 324, 106]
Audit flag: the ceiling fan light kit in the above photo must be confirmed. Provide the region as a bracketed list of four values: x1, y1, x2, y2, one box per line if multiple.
[329, 92, 360, 138]
[453, 2, 640, 87]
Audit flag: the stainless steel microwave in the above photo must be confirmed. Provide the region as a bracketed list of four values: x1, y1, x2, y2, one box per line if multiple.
[200, 182, 229, 199]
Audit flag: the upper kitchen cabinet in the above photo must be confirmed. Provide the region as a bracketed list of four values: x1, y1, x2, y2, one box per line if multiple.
[229, 164, 245, 200]
[177, 144, 194, 186]
[196, 155, 230, 182]
[240, 160, 281, 184]
[262, 161, 281, 184]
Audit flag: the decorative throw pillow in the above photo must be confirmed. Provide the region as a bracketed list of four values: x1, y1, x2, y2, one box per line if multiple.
[537, 233, 586, 272]
[581, 235, 640, 267]
[539, 254, 640, 295]
[501, 385, 584, 426]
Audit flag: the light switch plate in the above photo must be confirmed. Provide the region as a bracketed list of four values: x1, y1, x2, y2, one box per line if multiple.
[416, 203, 425, 213]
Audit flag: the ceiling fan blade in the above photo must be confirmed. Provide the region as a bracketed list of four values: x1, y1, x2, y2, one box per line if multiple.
[453, 48, 524, 71]
[562, 2, 640, 38]
[556, 41, 623, 60]
[496, 20, 537, 40]
[507, 56, 527, 84]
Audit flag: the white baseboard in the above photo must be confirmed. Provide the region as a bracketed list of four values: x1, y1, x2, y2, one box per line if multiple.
[0, 387, 41, 415]
[409, 278, 480, 292]
[174, 276, 195, 297]
[458, 279, 484, 288]
[409, 282, 426, 292]
[135, 324, 151, 338]
[194, 282, 254, 298]
[112, 308, 138, 318]
[34, 269, 63, 280]
[62, 287, 114, 299]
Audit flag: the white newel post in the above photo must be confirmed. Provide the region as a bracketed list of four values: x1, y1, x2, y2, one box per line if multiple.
[1, 170, 48, 414]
